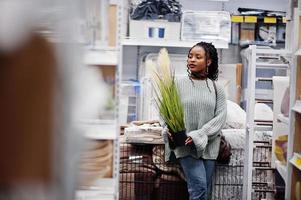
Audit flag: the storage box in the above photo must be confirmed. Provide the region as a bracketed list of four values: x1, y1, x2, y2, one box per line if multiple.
[240, 23, 255, 41]
[181, 11, 231, 42]
[129, 19, 181, 40]
[256, 24, 277, 44]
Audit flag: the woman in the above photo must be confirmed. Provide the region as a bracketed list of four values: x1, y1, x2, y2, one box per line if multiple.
[165, 42, 227, 200]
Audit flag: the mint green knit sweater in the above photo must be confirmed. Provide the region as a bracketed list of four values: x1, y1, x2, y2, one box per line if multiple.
[164, 76, 227, 161]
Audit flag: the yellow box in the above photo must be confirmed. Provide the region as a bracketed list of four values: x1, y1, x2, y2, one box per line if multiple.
[296, 157, 301, 167]
[264, 17, 277, 24]
[244, 16, 257, 23]
[231, 15, 244, 23]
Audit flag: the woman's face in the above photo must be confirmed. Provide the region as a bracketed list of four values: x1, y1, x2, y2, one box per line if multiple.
[187, 46, 211, 74]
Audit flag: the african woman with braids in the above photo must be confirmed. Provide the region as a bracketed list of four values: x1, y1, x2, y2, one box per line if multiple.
[165, 42, 227, 200]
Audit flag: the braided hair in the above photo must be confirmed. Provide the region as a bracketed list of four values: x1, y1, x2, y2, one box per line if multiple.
[187, 42, 219, 91]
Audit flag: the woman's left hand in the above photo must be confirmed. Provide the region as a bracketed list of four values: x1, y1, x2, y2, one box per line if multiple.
[185, 136, 194, 146]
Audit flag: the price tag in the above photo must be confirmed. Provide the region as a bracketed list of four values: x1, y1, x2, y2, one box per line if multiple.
[231, 16, 244, 23]
[264, 17, 277, 24]
[244, 16, 257, 23]
[282, 17, 287, 23]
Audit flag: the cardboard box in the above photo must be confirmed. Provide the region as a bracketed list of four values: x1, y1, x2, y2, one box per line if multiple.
[240, 23, 255, 41]
[129, 19, 181, 40]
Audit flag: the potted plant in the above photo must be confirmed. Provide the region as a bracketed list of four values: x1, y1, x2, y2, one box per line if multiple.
[148, 48, 186, 147]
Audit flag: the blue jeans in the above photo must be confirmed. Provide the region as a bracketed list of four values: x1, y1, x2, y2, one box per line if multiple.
[179, 156, 216, 200]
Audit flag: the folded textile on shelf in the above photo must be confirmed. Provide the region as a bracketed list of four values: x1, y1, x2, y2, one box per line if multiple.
[78, 140, 113, 187]
[125, 123, 164, 144]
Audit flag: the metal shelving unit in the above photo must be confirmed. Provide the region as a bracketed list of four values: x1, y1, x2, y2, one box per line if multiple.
[241, 45, 290, 200]
[119, 0, 235, 82]
[75, 1, 121, 199]
[286, 3, 301, 199]
[122, 38, 229, 49]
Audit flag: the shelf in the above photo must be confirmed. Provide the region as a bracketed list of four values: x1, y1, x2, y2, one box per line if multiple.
[255, 99, 273, 104]
[84, 49, 117, 66]
[255, 48, 291, 55]
[76, 191, 115, 200]
[79, 119, 117, 140]
[254, 125, 273, 131]
[255, 77, 273, 82]
[255, 62, 289, 69]
[275, 160, 287, 184]
[76, 178, 116, 200]
[289, 152, 301, 171]
[277, 113, 289, 125]
[292, 100, 301, 114]
[121, 38, 229, 49]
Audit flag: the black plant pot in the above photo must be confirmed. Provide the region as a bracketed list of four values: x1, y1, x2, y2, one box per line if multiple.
[172, 129, 187, 147]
